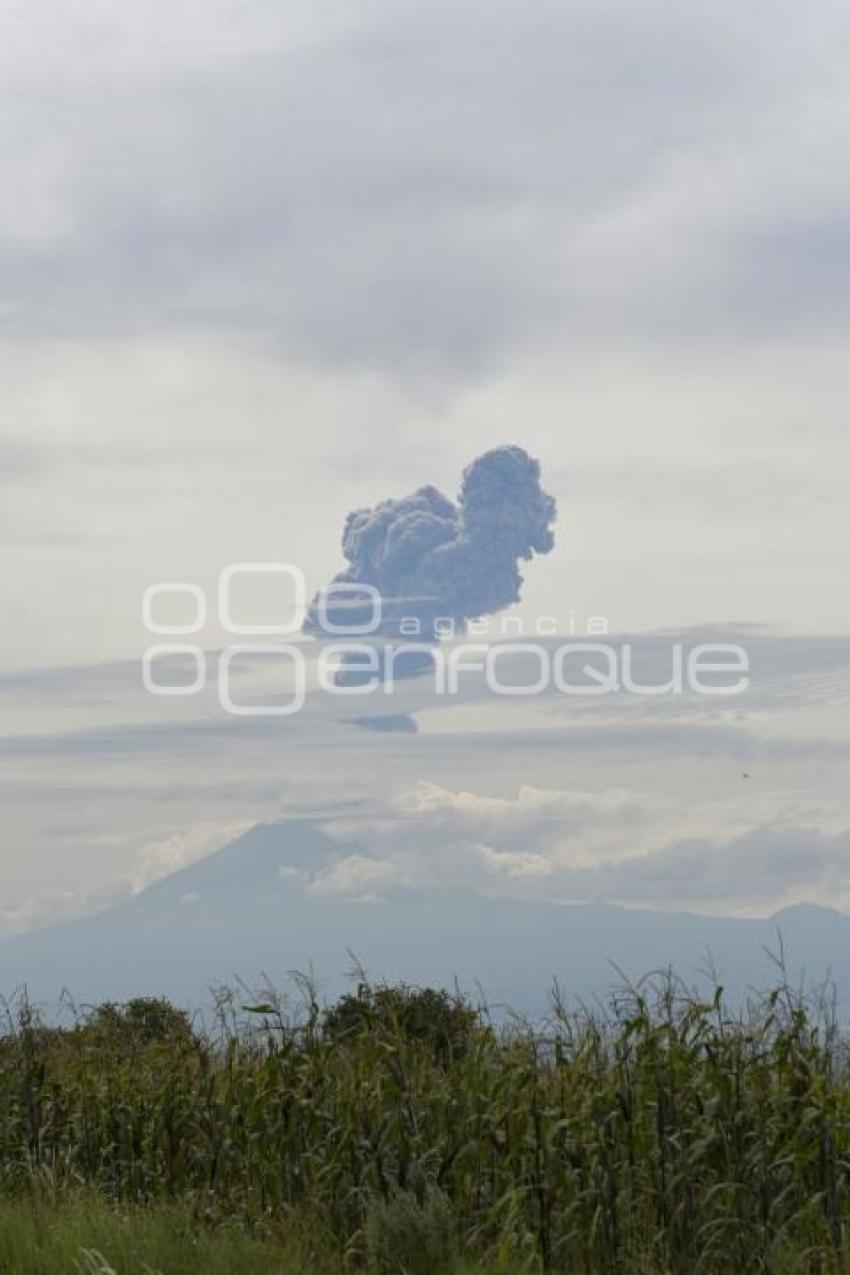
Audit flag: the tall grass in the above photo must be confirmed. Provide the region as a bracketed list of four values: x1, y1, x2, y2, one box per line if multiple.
[0, 1193, 311, 1274]
[1, 971, 849, 1272]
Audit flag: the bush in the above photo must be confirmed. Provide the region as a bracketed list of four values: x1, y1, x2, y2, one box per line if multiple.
[365, 1184, 457, 1275]
[322, 982, 480, 1064]
[82, 996, 196, 1047]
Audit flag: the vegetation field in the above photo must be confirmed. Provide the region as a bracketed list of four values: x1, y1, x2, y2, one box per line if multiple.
[1, 971, 850, 1272]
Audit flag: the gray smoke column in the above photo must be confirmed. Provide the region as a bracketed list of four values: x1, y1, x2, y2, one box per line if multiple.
[305, 446, 556, 643]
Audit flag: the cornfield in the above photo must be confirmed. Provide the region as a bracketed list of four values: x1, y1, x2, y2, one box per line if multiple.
[1, 971, 849, 1273]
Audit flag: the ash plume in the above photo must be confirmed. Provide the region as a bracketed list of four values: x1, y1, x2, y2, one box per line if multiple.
[305, 445, 556, 644]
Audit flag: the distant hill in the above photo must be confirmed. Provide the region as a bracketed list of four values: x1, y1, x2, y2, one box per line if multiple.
[3, 818, 849, 1014]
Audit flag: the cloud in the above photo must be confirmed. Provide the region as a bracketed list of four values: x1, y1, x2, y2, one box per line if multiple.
[3, 3, 849, 671]
[2, 0, 848, 370]
[393, 781, 654, 852]
[0, 879, 130, 937]
[0, 819, 252, 936]
[0, 435, 48, 483]
[131, 820, 251, 892]
[314, 782, 681, 898]
[305, 446, 556, 651]
[311, 815, 850, 916]
[310, 838, 554, 900]
[552, 824, 850, 914]
[314, 780, 850, 913]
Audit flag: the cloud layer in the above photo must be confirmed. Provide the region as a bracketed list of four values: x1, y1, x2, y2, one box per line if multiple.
[311, 782, 850, 916]
[3, 1, 850, 364]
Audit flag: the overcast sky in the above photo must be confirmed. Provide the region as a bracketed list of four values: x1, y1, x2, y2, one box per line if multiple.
[1, 2, 849, 936]
[1, 0, 849, 669]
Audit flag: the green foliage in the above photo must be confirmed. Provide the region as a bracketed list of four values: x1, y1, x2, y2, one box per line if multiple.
[365, 1184, 457, 1274]
[0, 1191, 342, 1272]
[0, 975, 849, 1272]
[82, 997, 196, 1047]
[322, 981, 481, 1064]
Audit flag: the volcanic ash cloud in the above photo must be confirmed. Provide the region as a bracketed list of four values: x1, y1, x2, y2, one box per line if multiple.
[305, 445, 557, 645]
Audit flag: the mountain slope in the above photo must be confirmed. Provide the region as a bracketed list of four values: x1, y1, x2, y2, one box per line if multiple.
[2, 819, 849, 1013]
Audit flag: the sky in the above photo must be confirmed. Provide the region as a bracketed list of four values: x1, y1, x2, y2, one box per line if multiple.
[1, 1, 848, 940]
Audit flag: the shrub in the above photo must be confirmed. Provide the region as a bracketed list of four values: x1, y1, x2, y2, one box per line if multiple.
[322, 981, 480, 1064]
[82, 997, 196, 1047]
[365, 1184, 457, 1275]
